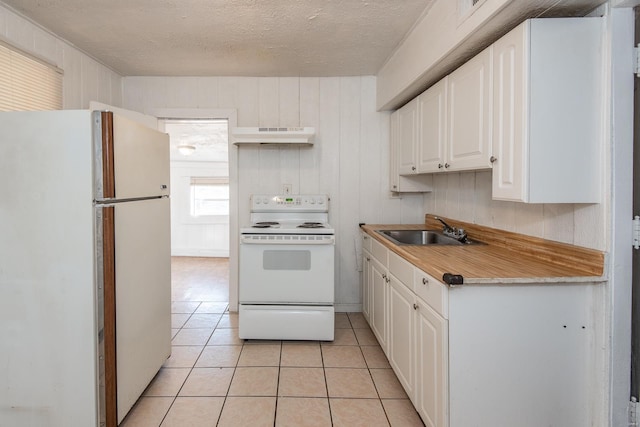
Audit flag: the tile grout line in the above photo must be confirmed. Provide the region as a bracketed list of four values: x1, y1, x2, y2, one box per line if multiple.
[158, 300, 211, 427]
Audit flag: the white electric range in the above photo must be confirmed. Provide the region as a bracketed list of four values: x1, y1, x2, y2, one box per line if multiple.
[239, 194, 335, 341]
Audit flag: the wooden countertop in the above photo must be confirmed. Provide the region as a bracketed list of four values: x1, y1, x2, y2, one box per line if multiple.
[361, 215, 606, 285]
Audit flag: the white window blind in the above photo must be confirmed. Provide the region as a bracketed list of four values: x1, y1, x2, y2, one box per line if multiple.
[0, 42, 63, 111]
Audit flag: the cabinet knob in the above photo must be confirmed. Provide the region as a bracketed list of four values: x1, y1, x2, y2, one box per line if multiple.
[422, 277, 428, 285]
[411, 166, 416, 171]
[392, 185, 397, 189]
[490, 156, 497, 163]
[438, 163, 443, 169]
[444, 163, 450, 169]
[413, 303, 418, 310]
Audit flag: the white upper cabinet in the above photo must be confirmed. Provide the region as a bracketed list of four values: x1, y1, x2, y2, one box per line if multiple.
[417, 78, 448, 173]
[390, 110, 432, 193]
[398, 98, 419, 175]
[447, 47, 493, 172]
[404, 48, 492, 176]
[491, 18, 602, 203]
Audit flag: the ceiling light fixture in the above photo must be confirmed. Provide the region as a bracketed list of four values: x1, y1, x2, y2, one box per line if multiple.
[177, 144, 196, 156]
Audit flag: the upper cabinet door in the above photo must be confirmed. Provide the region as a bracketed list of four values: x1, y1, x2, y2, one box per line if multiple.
[417, 78, 447, 173]
[398, 98, 419, 175]
[447, 47, 493, 172]
[491, 21, 527, 202]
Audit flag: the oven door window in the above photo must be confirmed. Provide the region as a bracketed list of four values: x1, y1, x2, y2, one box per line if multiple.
[264, 250, 311, 270]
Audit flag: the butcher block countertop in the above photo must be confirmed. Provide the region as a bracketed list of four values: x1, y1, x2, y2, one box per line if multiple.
[360, 215, 606, 285]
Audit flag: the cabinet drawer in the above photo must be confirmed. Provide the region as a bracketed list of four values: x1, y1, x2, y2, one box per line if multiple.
[371, 238, 388, 267]
[388, 250, 413, 289]
[362, 232, 372, 253]
[413, 269, 448, 319]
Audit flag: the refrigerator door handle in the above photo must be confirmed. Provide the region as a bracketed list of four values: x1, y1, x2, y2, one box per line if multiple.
[94, 195, 168, 207]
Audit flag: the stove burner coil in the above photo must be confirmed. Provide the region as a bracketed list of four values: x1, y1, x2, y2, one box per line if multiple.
[298, 222, 325, 229]
[253, 221, 280, 228]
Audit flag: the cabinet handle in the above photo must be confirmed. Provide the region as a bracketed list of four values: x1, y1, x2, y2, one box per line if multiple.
[366, 257, 370, 261]
[392, 185, 397, 189]
[422, 277, 428, 285]
[411, 166, 416, 171]
[444, 163, 450, 169]
[382, 273, 387, 279]
[438, 163, 443, 169]
[413, 303, 418, 310]
[490, 156, 497, 163]
[386, 277, 390, 283]
[363, 236, 368, 240]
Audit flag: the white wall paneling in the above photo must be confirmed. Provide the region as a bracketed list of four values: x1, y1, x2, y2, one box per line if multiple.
[124, 76, 424, 311]
[423, 169, 606, 250]
[0, 2, 122, 109]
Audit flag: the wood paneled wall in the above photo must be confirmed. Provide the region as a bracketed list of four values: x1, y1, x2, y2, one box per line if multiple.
[423, 170, 607, 251]
[0, 3, 122, 109]
[122, 76, 425, 309]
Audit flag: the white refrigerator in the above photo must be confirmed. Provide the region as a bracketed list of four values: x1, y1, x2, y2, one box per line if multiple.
[0, 110, 172, 426]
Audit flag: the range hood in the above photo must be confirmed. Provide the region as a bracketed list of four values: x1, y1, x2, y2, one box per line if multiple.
[232, 127, 315, 145]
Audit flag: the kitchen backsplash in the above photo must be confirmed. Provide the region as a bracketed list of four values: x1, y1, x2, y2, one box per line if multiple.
[423, 170, 606, 251]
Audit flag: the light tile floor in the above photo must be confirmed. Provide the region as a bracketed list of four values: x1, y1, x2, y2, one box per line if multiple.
[120, 257, 424, 427]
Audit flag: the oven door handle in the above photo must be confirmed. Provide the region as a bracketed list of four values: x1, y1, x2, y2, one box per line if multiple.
[241, 235, 335, 245]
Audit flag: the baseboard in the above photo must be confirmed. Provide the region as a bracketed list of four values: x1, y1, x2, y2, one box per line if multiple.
[334, 303, 361, 313]
[171, 249, 229, 257]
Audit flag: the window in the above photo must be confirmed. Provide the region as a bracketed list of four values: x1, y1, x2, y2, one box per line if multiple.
[190, 177, 229, 217]
[0, 41, 63, 111]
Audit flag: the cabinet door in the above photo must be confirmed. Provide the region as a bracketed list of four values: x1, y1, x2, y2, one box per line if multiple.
[398, 98, 418, 175]
[415, 298, 448, 427]
[389, 111, 400, 192]
[417, 78, 447, 173]
[362, 251, 372, 322]
[491, 21, 527, 201]
[370, 258, 389, 352]
[388, 275, 415, 400]
[447, 47, 493, 171]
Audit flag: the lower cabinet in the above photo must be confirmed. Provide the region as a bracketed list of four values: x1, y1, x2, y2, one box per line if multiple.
[361, 252, 371, 322]
[388, 275, 415, 398]
[414, 296, 448, 427]
[366, 237, 448, 427]
[360, 233, 599, 427]
[370, 257, 389, 351]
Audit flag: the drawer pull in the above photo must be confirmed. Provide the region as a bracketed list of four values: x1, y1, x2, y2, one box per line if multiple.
[422, 277, 428, 285]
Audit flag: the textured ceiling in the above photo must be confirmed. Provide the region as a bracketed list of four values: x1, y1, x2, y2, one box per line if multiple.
[3, 0, 434, 76]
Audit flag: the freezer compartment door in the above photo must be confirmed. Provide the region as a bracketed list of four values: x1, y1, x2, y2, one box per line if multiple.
[113, 197, 171, 423]
[96, 111, 170, 200]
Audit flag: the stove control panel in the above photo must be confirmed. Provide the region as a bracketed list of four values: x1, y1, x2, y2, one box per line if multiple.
[251, 194, 329, 211]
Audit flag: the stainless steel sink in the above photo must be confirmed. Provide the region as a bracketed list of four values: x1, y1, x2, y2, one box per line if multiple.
[376, 229, 483, 246]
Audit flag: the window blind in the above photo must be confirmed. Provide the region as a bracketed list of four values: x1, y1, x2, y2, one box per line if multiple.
[0, 42, 63, 111]
[190, 177, 229, 186]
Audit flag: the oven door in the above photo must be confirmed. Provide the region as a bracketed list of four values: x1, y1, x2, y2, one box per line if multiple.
[239, 234, 335, 304]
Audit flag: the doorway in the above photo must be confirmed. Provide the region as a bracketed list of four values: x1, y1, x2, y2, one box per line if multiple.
[158, 118, 231, 304]
[162, 118, 230, 258]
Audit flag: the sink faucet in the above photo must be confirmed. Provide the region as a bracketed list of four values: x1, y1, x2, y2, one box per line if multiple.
[434, 216, 468, 243]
